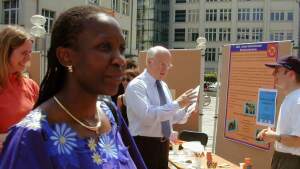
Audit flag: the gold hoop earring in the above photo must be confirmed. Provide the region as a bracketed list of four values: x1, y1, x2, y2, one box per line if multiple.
[67, 65, 73, 73]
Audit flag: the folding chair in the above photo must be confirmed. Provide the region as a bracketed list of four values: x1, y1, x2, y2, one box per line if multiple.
[178, 130, 208, 146]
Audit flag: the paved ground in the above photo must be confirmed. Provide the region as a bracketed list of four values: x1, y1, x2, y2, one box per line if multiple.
[201, 94, 217, 152]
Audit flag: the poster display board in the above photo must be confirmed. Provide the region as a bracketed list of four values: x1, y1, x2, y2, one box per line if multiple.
[224, 42, 278, 149]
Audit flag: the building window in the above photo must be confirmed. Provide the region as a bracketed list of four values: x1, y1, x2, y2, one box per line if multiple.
[252, 28, 263, 41]
[205, 48, 216, 62]
[174, 28, 185, 41]
[122, 0, 129, 15]
[237, 28, 250, 41]
[187, 9, 199, 23]
[188, 0, 200, 3]
[3, 0, 19, 24]
[88, 0, 99, 5]
[270, 32, 284, 41]
[162, 0, 169, 5]
[205, 28, 217, 41]
[218, 28, 231, 41]
[219, 9, 231, 21]
[287, 12, 293, 21]
[206, 0, 232, 1]
[286, 32, 293, 40]
[161, 11, 169, 22]
[253, 8, 263, 21]
[176, 0, 186, 3]
[238, 8, 250, 21]
[271, 11, 285, 21]
[206, 9, 217, 22]
[42, 9, 55, 33]
[113, 0, 120, 12]
[161, 28, 168, 42]
[175, 10, 186, 22]
[188, 28, 199, 41]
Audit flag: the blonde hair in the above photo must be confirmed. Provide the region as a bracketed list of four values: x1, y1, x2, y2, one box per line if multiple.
[0, 25, 32, 88]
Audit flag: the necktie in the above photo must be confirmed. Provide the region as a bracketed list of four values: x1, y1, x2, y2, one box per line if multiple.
[156, 80, 171, 138]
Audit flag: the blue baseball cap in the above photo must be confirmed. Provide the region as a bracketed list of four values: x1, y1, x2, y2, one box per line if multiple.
[265, 56, 300, 75]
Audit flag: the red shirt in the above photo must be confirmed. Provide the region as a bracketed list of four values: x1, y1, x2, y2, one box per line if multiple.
[0, 75, 39, 133]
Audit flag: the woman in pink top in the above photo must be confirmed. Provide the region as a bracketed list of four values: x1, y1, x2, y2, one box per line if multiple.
[0, 26, 39, 150]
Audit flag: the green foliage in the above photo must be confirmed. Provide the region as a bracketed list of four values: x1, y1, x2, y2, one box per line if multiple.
[204, 72, 217, 83]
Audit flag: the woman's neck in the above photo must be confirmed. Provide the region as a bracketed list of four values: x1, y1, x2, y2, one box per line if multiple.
[56, 86, 98, 120]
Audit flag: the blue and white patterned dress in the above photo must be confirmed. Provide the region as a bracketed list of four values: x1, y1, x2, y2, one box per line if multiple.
[0, 102, 137, 169]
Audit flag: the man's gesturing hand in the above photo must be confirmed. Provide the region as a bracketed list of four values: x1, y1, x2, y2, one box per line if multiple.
[176, 88, 198, 108]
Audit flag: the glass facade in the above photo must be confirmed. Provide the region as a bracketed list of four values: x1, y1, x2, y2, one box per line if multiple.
[136, 0, 169, 50]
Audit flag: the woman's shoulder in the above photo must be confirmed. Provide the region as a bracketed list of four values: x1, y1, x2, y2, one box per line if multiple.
[2, 109, 46, 151]
[0, 109, 53, 169]
[22, 76, 39, 89]
[97, 100, 116, 122]
[14, 108, 46, 132]
[21, 76, 40, 98]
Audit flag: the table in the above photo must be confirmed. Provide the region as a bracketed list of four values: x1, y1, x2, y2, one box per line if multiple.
[168, 150, 239, 169]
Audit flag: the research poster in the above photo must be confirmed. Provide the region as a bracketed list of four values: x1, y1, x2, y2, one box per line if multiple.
[224, 42, 277, 149]
[257, 88, 277, 127]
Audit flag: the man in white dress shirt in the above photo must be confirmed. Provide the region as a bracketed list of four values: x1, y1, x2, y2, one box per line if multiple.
[125, 46, 197, 169]
[258, 56, 300, 169]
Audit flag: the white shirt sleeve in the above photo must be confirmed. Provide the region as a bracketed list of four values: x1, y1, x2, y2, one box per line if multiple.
[172, 108, 191, 124]
[125, 79, 186, 126]
[290, 101, 300, 136]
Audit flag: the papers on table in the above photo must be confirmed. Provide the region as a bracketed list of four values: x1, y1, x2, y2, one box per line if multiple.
[182, 141, 204, 153]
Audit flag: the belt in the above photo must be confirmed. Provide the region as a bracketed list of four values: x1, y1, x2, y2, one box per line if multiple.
[134, 135, 169, 143]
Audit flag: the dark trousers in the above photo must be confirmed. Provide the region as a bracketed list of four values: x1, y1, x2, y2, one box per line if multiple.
[271, 151, 300, 169]
[134, 136, 169, 169]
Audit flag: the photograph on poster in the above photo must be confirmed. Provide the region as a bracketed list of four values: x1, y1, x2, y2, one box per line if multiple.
[256, 88, 277, 127]
[227, 119, 238, 132]
[243, 102, 256, 116]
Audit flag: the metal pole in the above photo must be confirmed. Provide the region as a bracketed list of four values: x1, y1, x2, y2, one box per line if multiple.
[196, 37, 206, 132]
[212, 49, 222, 153]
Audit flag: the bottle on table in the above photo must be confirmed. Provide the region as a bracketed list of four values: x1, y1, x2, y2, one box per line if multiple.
[244, 157, 252, 169]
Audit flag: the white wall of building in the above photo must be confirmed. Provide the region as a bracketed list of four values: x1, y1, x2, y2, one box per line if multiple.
[169, 0, 300, 73]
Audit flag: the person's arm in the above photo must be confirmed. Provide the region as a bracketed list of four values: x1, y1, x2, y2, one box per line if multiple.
[172, 108, 190, 124]
[24, 77, 40, 101]
[0, 141, 2, 153]
[279, 135, 300, 147]
[117, 95, 123, 110]
[125, 80, 181, 125]
[257, 128, 300, 147]
[169, 88, 198, 124]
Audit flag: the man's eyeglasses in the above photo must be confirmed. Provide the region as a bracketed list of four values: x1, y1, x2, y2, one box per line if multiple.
[160, 63, 173, 70]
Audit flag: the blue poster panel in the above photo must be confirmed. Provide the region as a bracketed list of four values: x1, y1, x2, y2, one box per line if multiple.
[256, 88, 277, 127]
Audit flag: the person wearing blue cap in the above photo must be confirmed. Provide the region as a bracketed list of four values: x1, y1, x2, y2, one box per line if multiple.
[257, 56, 300, 169]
